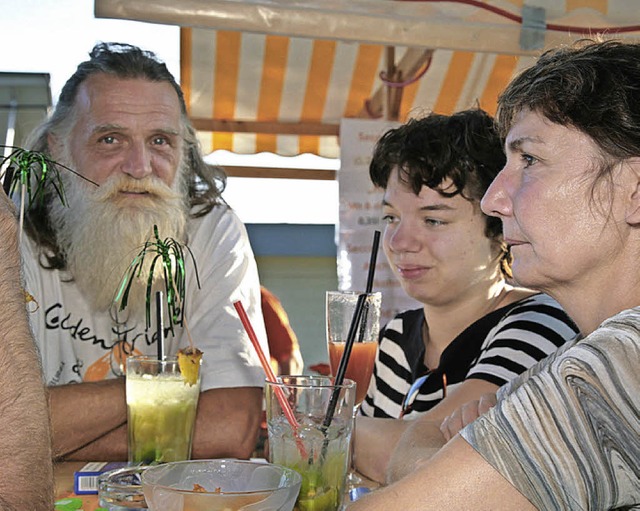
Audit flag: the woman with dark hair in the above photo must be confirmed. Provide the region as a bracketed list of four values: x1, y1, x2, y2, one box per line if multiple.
[355, 109, 578, 483]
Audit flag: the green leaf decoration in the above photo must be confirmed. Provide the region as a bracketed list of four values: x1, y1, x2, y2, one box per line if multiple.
[0, 145, 98, 208]
[113, 225, 200, 334]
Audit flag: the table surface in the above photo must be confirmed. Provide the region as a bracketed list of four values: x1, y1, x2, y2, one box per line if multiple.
[53, 460, 379, 510]
[55, 462, 85, 497]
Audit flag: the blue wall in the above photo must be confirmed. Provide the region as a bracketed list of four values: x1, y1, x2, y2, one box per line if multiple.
[246, 224, 337, 371]
[246, 224, 336, 257]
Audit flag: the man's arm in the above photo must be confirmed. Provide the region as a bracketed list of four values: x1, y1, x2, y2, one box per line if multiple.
[348, 435, 536, 511]
[0, 195, 53, 510]
[49, 379, 127, 460]
[355, 378, 498, 483]
[56, 385, 262, 461]
[191, 387, 262, 459]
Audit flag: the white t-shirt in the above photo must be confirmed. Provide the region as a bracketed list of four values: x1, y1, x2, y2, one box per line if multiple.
[22, 205, 268, 392]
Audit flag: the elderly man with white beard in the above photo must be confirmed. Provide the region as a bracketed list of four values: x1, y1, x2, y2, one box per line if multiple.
[20, 42, 269, 461]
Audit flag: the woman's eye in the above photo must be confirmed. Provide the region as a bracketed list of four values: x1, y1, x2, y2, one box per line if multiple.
[425, 218, 445, 226]
[522, 153, 537, 168]
[381, 214, 396, 224]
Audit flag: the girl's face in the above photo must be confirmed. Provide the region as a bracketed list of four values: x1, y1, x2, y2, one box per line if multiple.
[382, 168, 500, 308]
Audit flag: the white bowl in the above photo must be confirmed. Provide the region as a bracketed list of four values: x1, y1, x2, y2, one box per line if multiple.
[141, 459, 301, 511]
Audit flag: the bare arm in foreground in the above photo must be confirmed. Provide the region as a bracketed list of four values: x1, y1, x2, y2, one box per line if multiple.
[0, 194, 53, 510]
[355, 378, 498, 483]
[348, 435, 536, 511]
[51, 385, 262, 460]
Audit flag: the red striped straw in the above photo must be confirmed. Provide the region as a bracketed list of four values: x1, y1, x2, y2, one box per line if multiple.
[233, 301, 307, 458]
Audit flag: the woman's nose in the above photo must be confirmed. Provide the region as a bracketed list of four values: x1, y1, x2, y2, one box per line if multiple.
[481, 167, 513, 218]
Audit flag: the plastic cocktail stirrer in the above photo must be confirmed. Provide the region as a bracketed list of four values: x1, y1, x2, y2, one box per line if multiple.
[233, 300, 308, 459]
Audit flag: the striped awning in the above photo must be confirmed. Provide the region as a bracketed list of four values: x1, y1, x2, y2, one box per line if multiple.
[97, 0, 640, 158]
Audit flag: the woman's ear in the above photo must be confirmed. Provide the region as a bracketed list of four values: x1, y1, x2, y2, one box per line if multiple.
[625, 158, 640, 226]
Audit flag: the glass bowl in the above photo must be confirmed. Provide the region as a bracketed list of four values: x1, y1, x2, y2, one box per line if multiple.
[141, 459, 302, 511]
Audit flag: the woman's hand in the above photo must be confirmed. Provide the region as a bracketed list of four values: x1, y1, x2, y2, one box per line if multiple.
[439, 392, 497, 441]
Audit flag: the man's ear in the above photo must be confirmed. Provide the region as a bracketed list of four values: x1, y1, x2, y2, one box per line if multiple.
[625, 158, 640, 226]
[47, 133, 62, 160]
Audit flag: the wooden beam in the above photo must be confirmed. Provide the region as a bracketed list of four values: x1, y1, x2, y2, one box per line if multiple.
[191, 117, 340, 136]
[222, 165, 337, 180]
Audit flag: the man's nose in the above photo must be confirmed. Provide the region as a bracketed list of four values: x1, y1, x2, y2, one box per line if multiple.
[121, 141, 153, 179]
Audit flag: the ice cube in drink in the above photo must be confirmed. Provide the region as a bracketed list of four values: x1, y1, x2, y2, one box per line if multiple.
[127, 369, 200, 464]
[268, 416, 350, 511]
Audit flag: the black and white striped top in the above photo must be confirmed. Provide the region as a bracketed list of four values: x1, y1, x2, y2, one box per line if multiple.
[360, 293, 579, 419]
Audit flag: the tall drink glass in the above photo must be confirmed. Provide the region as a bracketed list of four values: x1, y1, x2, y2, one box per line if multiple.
[326, 291, 381, 487]
[126, 355, 201, 464]
[266, 375, 356, 511]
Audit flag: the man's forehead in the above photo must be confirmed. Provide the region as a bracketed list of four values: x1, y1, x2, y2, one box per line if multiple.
[75, 74, 183, 125]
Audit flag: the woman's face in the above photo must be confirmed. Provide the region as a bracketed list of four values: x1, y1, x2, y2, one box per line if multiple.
[481, 109, 629, 297]
[382, 168, 500, 307]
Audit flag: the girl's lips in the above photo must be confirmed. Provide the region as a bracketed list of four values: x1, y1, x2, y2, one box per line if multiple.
[396, 265, 429, 280]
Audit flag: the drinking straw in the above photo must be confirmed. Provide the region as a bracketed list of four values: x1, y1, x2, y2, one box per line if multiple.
[357, 230, 381, 343]
[233, 300, 308, 458]
[156, 290, 164, 360]
[322, 230, 381, 430]
[364, 230, 381, 294]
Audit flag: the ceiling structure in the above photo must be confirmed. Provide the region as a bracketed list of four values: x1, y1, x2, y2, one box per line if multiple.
[0, 72, 51, 153]
[96, 0, 640, 167]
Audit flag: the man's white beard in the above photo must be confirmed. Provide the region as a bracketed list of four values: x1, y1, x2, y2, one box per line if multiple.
[49, 167, 189, 321]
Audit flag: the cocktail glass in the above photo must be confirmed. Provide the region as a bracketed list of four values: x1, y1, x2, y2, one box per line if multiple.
[126, 355, 201, 464]
[266, 375, 356, 511]
[326, 291, 381, 487]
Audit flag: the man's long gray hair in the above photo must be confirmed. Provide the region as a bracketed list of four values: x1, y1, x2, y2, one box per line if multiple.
[23, 42, 226, 270]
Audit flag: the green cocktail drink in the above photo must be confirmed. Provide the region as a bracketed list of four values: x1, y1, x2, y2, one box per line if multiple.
[269, 417, 350, 511]
[126, 356, 201, 464]
[266, 376, 355, 511]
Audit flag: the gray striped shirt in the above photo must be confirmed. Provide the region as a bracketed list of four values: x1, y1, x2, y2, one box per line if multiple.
[462, 307, 640, 510]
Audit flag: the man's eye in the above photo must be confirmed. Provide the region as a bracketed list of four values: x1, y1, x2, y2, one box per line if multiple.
[99, 135, 117, 144]
[152, 136, 169, 146]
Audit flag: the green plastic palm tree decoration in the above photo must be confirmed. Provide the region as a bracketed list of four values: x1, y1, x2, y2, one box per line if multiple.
[1, 145, 98, 242]
[114, 225, 201, 338]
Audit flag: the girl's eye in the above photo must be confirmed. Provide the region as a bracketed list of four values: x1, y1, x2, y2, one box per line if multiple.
[382, 214, 397, 224]
[425, 218, 445, 226]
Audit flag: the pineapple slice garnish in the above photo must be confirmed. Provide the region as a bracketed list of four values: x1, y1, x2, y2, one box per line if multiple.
[177, 347, 203, 386]
[24, 289, 39, 312]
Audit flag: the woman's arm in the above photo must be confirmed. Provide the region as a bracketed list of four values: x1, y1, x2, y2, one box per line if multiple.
[349, 436, 536, 511]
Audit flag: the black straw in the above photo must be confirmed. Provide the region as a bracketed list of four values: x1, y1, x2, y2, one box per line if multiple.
[364, 230, 381, 294]
[156, 291, 165, 360]
[322, 230, 381, 431]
